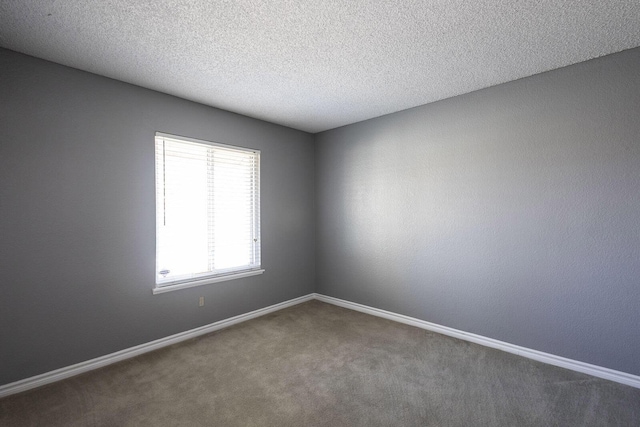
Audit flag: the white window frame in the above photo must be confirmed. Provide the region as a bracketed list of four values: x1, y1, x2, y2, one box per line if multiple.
[153, 132, 263, 294]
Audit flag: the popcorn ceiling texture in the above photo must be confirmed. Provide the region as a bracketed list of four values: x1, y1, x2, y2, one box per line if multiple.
[1, 0, 640, 132]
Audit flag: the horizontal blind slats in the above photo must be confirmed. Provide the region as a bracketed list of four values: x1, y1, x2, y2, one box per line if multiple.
[155, 133, 261, 286]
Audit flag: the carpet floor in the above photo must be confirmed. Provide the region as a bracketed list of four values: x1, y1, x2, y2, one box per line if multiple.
[1, 300, 639, 426]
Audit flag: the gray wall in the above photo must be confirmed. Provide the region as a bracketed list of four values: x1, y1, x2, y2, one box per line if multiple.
[0, 48, 315, 385]
[2, 44, 639, 387]
[315, 47, 640, 376]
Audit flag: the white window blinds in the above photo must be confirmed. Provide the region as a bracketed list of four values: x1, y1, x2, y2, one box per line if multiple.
[155, 133, 261, 288]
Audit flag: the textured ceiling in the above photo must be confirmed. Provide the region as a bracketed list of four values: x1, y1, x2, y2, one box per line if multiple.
[1, 1, 640, 133]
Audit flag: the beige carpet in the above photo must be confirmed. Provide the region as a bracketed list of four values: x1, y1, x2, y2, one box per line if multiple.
[1, 300, 639, 426]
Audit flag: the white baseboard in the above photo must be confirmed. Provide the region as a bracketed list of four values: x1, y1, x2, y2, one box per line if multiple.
[0, 294, 314, 398]
[3, 292, 638, 398]
[313, 293, 640, 389]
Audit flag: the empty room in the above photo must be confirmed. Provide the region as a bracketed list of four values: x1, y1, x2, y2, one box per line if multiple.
[1, 1, 639, 426]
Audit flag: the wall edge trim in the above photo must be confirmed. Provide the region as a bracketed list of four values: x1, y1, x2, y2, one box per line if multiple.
[3, 291, 638, 398]
[313, 293, 640, 389]
[0, 294, 314, 398]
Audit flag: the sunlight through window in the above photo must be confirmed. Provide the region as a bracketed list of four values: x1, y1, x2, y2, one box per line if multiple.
[155, 133, 261, 289]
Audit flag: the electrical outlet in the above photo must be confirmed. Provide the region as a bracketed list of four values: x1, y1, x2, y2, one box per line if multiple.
[199, 296, 205, 307]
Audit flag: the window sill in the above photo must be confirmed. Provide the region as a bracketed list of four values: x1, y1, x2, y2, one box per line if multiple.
[153, 269, 265, 295]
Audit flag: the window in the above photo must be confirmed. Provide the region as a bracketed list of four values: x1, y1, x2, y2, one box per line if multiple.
[154, 132, 262, 293]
